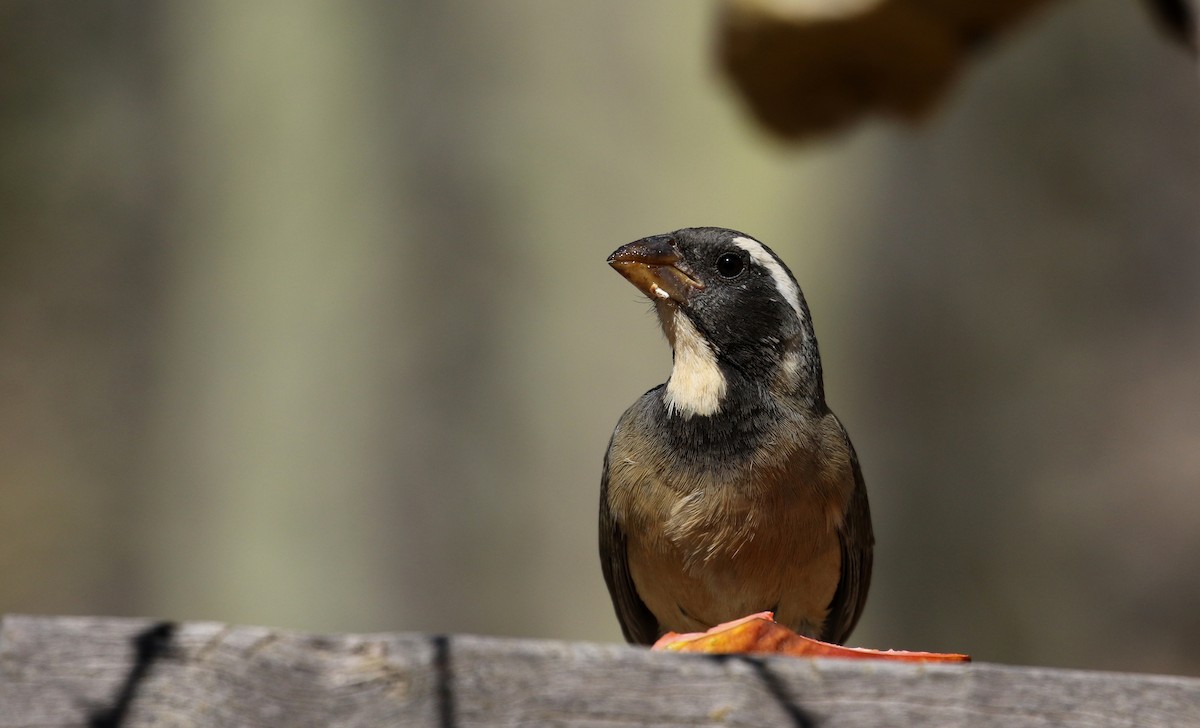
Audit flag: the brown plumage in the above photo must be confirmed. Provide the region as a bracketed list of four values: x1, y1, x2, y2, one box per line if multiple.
[600, 227, 873, 645]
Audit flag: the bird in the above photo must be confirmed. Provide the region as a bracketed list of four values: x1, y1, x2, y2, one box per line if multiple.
[600, 226, 873, 647]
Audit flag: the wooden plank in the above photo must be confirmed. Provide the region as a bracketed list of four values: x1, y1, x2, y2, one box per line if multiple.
[2, 615, 1199, 727]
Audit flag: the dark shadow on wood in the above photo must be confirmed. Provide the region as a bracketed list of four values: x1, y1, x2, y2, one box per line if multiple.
[88, 621, 177, 728]
[431, 634, 457, 728]
[703, 654, 817, 727]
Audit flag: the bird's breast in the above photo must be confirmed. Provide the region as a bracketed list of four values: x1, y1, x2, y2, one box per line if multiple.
[607, 438, 850, 637]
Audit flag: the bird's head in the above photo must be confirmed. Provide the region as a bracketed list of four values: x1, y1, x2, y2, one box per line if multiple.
[608, 227, 823, 418]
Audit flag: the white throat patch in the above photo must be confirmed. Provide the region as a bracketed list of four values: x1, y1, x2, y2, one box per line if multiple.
[733, 236, 804, 321]
[663, 309, 726, 418]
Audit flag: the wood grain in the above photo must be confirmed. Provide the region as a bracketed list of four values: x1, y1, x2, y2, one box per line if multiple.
[2, 615, 1199, 727]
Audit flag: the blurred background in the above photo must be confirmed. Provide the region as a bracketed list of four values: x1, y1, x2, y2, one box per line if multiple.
[2, 0, 1199, 676]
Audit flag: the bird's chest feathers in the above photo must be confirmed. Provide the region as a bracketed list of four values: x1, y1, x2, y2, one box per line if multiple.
[619, 460, 847, 634]
[610, 412, 853, 569]
[608, 406, 857, 631]
[657, 467, 837, 574]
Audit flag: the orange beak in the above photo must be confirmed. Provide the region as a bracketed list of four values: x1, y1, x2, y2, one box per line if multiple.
[608, 236, 703, 303]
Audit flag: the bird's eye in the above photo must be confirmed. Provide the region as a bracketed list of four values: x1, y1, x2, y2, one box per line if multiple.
[716, 252, 745, 278]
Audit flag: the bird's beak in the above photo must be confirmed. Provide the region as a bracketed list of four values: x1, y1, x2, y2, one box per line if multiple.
[608, 236, 704, 303]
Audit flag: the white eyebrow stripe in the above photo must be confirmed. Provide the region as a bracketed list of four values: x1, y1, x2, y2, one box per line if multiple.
[732, 236, 803, 320]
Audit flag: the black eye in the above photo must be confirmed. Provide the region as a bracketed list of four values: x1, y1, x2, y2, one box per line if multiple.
[716, 251, 745, 278]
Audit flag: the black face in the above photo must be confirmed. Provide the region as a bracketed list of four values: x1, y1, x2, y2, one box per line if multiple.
[666, 227, 812, 380]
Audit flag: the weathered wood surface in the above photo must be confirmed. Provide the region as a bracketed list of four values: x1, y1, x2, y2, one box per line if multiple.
[2, 615, 1199, 727]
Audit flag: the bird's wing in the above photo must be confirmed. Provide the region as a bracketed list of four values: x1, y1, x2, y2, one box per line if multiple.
[599, 450, 660, 645]
[821, 440, 875, 644]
